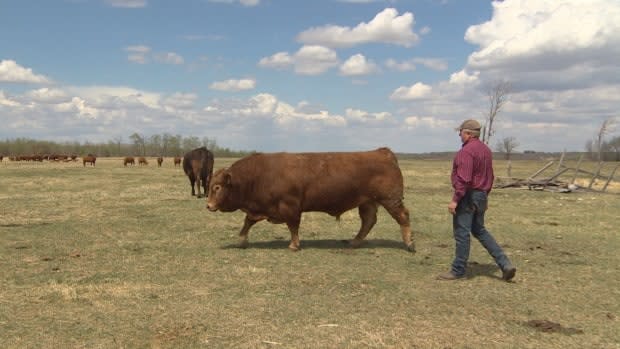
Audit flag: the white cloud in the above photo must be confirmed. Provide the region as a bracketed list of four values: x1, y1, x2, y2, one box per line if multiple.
[448, 69, 480, 86]
[55, 97, 99, 119]
[208, 0, 260, 6]
[339, 54, 379, 76]
[297, 8, 419, 48]
[464, 0, 620, 89]
[385, 58, 416, 72]
[413, 58, 447, 71]
[105, 0, 147, 8]
[210, 78, 256, 92]
[125, 45, 151, 64]
[154, 52, 185, 65]
[162, 93, 197, 110]
[66, 85, 162, 110]
[345, 108, 393, 124]
[390, 82, 433, 101]
[404, 116, 452, 130]
[259, 47, 339, 75]
[258, 52, 294, 70]
[0, 60, 52, 84]
[337, 0, 382, 3]
[0, 90, 21, 107]
[25, 88, 69, 104]
[385, 57, 447, 72]
[293, 45, 339, 75]
[125, 46, 183, 65]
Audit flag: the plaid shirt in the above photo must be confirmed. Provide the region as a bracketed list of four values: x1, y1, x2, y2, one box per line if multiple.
[451, 137, 494, 203]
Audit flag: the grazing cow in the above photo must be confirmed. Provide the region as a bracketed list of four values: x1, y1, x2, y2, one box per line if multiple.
[138, 157, 148, 166]
[157, 157, 163, 167]
[206, 147, 415, 252]
[83, 155, 96, 167]
[123, 156, 135, 166]
[173, 157, 182, 167]
[183, 147, 214, 198]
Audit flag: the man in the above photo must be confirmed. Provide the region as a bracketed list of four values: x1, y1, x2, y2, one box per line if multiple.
[438, 119, 516, 282]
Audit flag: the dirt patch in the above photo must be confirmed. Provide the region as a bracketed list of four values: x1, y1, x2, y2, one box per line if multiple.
[524, 320, 584, 335]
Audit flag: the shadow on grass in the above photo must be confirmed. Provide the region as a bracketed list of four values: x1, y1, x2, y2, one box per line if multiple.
[221, 238, 407, 250]
[0, 222, 52, 228]
[465, 262, 502, 280]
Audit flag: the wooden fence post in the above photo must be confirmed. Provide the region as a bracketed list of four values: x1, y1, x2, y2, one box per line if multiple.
[570, 153, 584, 184]
[588, 162, 604, 189]
[601, 163, 619, 192]
[555, 150, 566, 174]
[527, 161, 554, 181]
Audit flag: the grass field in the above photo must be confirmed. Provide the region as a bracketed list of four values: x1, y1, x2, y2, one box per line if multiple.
[1, 156, 619, 348]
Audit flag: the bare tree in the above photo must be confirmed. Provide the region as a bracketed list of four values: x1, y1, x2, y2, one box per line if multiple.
[605, 135, 620, 161]
[596, 117, 616, 161]
[481, 80, 511, 145]
[113, 136, 123, 156]
[129, 133, 146, 156]
[495, 136, 520, 160]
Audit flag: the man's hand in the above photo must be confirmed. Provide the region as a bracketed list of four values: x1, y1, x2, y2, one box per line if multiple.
[448, 200, 458, 215]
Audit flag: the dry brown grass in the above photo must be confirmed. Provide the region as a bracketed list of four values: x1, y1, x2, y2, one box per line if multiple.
[0, 157, 619, 348]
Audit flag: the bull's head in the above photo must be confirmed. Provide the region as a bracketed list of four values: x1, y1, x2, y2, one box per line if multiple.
[206, 168, 235, 212]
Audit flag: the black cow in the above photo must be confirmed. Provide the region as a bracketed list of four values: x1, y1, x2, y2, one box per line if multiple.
[183, 147, 214, 198]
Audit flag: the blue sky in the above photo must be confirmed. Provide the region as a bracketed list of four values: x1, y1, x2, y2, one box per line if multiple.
[1, 0, 619, 153]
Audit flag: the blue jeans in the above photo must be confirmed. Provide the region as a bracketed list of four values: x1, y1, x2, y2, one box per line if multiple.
[451, 190, 512, 276]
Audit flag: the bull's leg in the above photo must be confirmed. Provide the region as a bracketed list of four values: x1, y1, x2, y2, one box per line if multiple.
[286, 217, 302, 251]
[202, 176, 208, 198]
[239, 215, 258, 248]
[195, 178, 202, 198]
[349, 202, 378, 248]
[188, 174, 196, 196]
[194, 169, 203, 198]
[380, 198, 415, 252]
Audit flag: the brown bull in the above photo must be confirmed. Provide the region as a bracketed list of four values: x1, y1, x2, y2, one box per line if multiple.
[173, 157, 182, 167]
[183, 147, 214, 198]
[157, 157, 163, 167]
[124, 156, 135, 166]
[206, 147, 414, 252]
[83, 155, 96, 167]
[138, 157, 148, 166]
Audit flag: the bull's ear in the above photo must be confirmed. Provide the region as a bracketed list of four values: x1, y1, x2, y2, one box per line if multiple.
[224, 172, 232, 185]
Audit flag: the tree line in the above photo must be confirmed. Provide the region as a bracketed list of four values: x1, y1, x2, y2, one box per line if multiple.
[0, 133, 251, 158]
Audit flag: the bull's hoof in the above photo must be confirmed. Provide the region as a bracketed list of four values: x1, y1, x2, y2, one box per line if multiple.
[238, 239, 249, 249]
[406, 243, 416, 253]
[347, 239, 365, 248]
[288, 244, 301, 252]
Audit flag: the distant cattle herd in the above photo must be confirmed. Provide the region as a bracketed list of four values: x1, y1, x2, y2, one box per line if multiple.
[1, 154, 79, 162]
[1, 154, 185, 167]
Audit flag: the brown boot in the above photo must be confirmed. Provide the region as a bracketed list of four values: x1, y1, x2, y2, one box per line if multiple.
[502, 266, 516, 281]
[437, 271, 464, 281]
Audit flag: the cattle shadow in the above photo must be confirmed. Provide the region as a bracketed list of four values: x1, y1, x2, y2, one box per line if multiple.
[464, 262, 503, 280]
[0, 222, 52, 228]
[221, 238, 406, 250]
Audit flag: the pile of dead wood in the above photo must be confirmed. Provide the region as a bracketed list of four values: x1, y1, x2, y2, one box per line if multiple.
[495, 152, 619, 193]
